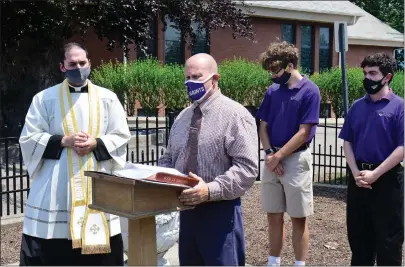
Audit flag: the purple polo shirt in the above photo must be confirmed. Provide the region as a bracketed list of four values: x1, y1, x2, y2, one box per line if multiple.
[339, 90, 404, 163]
[256, 76, 321, 148]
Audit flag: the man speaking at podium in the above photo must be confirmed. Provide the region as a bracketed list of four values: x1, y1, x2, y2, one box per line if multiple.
[18, 42, 131, 265]
[158, 53, 259, 265]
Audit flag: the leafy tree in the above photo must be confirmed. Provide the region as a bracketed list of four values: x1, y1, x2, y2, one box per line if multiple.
[0, 0, 255, 135]
[349, 0, 404, 33]
[349, 0, 404, 71]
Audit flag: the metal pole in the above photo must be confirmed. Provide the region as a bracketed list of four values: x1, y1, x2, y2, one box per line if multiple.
[0, 0, 2, 71]
[123, 45, 128, 65]
[0, 1, 4, 128]
[0, 0, 2, 69]
[338, 23, 349, 117]
[123, 45, 128, 114]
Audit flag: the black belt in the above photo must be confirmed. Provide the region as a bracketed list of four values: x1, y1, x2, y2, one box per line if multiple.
[356, 161, 401, 171]
[273, 143, 309, 154]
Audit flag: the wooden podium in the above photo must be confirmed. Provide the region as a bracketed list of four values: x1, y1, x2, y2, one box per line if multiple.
[84, 171, 194, 266]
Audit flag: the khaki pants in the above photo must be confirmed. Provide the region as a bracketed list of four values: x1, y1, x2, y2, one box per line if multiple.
[261, 148, 314, 218]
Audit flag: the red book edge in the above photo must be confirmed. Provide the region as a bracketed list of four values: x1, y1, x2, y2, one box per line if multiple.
[145, 172, 200, 187]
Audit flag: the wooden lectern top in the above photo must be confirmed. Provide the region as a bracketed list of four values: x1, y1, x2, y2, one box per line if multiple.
[85, 170, 194, 220]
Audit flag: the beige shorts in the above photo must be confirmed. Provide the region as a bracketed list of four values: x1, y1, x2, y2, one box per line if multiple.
[261, 148, 314, 218]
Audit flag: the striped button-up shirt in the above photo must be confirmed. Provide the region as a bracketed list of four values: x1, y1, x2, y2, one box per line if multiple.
[158, 90, 259, 201]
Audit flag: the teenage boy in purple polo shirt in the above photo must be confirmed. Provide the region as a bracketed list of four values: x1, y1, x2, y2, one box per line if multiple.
[339, 52, 404, 266]
[257, 41, 320, 266]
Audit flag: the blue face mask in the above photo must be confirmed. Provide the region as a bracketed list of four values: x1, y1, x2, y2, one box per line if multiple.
[185, 74, 214, 102]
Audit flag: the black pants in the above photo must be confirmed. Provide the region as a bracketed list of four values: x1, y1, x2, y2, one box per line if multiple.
[19, 233, 124, 266]
[347, 165, 404, 266]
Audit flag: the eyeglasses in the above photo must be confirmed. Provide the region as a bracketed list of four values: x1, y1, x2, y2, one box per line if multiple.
[269, 65, 289, 76]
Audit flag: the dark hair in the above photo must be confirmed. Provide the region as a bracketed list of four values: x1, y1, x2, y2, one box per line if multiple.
[259, 41, 299, 72]
[60, 42, 89, 63]
[361, 52, 397, 84]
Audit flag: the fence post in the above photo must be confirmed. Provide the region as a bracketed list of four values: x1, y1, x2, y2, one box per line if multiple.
[126, 117, 129, 161]
[167, 111, 175, 130]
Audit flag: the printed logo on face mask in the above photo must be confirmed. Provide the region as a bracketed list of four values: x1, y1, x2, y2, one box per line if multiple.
[185, 73, 215, 102]
[363, 76, 385, 95]
[188, 86, 205, 96]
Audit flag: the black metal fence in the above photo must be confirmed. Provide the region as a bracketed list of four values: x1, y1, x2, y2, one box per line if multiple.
[0, 137, 28, 217]
[125, 112, 176, 165]
[256, 117, 347, 186]
[0, 113, 176, 217]
[1, 114, 347, 217]
[311, 117, 347, 185]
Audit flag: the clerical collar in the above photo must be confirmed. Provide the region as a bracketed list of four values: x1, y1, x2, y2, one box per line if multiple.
[68, 81, 88, 93]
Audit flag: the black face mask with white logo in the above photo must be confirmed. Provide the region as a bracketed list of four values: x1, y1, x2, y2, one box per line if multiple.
[363, 76, 385, 95]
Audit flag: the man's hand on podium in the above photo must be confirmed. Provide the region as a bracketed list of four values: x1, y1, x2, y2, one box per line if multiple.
[178, 172, 209, 206]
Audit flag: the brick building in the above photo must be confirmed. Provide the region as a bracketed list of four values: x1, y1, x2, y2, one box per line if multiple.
[67, 1, 403, 117]
[75, 1, 403, 73]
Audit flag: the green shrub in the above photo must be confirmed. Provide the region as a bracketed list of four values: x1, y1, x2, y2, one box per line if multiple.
[91, 60, 132, 106]
[92, 58, 164, 115]
[127, 59, 162, 115]
[311, 66, 404, 117]
[218, 57, 271, 107]
[160, 64, 190, 111]
[391, 71, 404, 97]
[92, 58, 404, 117]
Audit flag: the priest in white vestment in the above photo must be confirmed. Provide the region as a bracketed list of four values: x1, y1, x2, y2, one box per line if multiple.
[18, 42, 131, 266]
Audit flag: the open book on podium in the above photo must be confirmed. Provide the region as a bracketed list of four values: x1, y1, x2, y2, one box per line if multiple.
[84, 162, 199, 220]
[112, 162, 199, 188]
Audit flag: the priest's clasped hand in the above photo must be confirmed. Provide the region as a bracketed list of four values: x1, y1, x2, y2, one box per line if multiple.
[61, 131, 97, 156]
[178, 172, 209, 206]
[74, 131, 97, 156]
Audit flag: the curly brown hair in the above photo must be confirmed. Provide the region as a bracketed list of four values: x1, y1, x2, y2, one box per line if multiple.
[361, 52, 397, 84]
[259, 41, 299, 72]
